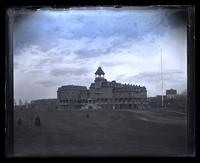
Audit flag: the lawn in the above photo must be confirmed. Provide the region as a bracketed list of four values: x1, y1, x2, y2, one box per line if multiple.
[14, 109, 188, 157]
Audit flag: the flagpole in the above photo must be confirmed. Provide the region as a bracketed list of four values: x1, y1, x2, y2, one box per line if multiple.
[161, 49, 164, 108]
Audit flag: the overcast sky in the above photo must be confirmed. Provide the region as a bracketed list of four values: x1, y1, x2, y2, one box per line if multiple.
[13, 7, 187, 102]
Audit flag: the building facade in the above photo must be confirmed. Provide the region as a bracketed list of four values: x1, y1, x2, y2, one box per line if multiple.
[88, 67, 147, 109]
[57, 85, 88, 109]
[57, 67, 148, 109]
[166, 89, 177, 99]
[30, 98, 58, 110]
[148, 89, 178, 108]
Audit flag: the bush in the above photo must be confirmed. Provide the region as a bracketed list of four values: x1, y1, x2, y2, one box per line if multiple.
[86, 113, 90, 118]
[35, 115, 41, 127]
[17, 118, 22, 126]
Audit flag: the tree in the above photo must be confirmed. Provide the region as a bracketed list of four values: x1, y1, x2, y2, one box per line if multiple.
[181, 89, 187, 96]
[175, 90, 187, 111]
[19, 99, 23, 105]
[14, 99, 17, 106]
[24, 100, 29, 109]
[24, 100, 28, 105]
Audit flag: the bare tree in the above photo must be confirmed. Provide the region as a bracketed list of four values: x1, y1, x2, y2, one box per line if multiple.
[19, 99, 23, 105]
[24, 100, 28, 105]
[14, 98, 17, 106]
[24, 100, 29, 109]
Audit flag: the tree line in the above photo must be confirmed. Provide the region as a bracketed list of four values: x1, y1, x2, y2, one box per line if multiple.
[14, 98, 29, 106]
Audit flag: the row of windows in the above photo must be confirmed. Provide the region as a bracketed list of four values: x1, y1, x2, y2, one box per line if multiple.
[113, 90, 146, 93]
[58, 93, 88, 98]
[60, 97, 147, 103]
[60, 99, 87, 103]
[88, 98, 146, 103]
[99, 104, 137, 107]
[100, 97, 145, 100]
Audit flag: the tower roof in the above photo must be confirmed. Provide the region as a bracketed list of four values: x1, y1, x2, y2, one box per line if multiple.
[95, 67, 105, 75]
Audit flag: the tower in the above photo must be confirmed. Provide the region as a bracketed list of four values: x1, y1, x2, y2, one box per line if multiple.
[94, 67, 105, 88]
[95, 66, 105, 78]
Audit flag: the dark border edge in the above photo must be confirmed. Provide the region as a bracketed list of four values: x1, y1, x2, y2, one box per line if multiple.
[5, 8, 14, 157]
[187, 5, 196, 157]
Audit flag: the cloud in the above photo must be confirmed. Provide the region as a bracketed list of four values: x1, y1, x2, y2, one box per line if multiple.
[35, 80, 58, 87]
[50, 67, 90, 77]
[122, 70, 187, 96]
[75, 49, 110, 59]
[13, 8, 187, 101]
[13, 8, 182, 50]
[100, 61, 128, 67]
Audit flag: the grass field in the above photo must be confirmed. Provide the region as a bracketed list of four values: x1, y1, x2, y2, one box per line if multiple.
[14, 109, 188, 157]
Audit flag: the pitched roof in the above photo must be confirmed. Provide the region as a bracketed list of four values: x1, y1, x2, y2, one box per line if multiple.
[95, 67, 105, 75]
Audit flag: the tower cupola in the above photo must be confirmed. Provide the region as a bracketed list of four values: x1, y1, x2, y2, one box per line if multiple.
[95, 66, 105, 78]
